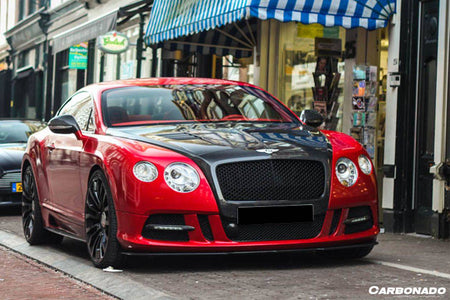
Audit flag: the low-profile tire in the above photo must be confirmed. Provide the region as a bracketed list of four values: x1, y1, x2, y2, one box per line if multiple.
[22, 165, 63, 245]
[320, 245, 374, 259]
[85, 169, 123, 269]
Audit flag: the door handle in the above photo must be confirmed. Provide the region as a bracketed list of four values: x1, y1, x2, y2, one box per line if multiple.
[45, 144, 55, 151]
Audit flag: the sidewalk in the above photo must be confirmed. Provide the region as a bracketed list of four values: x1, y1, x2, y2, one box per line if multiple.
[0, 245, 114, 300]
[369, 232, 450, 276]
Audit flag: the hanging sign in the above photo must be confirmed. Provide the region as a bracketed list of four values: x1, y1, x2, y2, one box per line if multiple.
[97, 31, 129, 54]
[68, 43, 88, 69]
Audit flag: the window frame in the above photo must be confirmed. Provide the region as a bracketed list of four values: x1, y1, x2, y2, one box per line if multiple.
[56, 90, 96, 133]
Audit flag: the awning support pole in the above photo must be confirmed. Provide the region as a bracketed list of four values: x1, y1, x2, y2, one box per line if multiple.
[233, 23, 255, 47]
[215, 28, 254, 49]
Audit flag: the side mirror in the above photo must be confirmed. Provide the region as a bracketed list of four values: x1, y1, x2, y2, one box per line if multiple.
[48, 115, 82, 137]
[299, 110, 324, 128]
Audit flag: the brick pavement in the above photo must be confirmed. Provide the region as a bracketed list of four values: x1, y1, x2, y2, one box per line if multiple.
[0, 246, 115, 300]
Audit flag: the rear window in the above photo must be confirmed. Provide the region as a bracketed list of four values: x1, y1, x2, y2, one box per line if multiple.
[101, 85, 298, 127]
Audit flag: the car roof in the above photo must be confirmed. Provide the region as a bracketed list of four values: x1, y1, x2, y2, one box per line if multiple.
[87, 77, 257, 92]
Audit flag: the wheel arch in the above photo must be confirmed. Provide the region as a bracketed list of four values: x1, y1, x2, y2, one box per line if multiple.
[21, 156, 46, 207]
[86, 163, 121, 212]
[21, 158, 32, 179]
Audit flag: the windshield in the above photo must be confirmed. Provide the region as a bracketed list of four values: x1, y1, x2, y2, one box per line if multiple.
[0, 121, 45, 144]
[102, 85, 299, 127]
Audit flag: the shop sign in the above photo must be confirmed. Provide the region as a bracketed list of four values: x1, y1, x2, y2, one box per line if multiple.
[315, 37, 342, 57]
[68, 43, 88, 70]
[97, 31, 129, 54]
[297, 23, 323, 39]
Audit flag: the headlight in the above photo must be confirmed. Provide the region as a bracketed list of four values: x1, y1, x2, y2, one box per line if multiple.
[335, 157, 358, 187]
[164, 163, 200, 193]
[358, 155, 373, 175]
[133, 161, 158, 182]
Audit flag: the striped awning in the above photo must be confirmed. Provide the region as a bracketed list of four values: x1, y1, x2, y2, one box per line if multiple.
[145, 0, 396, 46]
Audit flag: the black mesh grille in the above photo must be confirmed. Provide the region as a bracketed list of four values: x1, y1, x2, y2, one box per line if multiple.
[344, 206, 373, 234]
[222, 214, 325, 241]
[198, 215, 214, 241]
[142, 214, 189, 241]
[329, 209, 342, 235]
[216, 160, 325, 201]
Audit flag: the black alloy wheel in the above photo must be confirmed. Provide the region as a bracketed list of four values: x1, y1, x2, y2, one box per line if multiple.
[85, 170, 122, 268]
[22, 165, 62, 245]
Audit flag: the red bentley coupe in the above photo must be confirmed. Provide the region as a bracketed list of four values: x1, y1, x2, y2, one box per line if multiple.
[22, 78, 378, 268]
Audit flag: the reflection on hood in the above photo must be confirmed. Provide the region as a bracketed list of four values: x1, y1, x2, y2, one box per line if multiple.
[109, 122, 330, 159]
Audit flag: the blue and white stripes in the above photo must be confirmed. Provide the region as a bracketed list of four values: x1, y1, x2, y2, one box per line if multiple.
[145, 0, 396, 45]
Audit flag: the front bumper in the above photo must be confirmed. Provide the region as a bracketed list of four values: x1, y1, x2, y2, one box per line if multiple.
[0, 191, 21, 207]
[115, 204, 379, 253]
[0, 171, 22, 207]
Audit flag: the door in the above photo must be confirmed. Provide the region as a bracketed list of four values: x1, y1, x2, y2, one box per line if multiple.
[46, 92, 92, 226]
[445, 66, 450, 225]
[415, 0, 439, 234]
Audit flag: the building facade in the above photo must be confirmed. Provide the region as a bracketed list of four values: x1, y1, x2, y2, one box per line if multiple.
[2, 0, 155, 120]
[0, 0, 16, 117]
[382, 0, 450, 238]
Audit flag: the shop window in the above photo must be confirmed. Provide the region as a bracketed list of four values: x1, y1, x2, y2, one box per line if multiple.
[222, 55, 254, 84]
[18, 0, 26, 21]
[279, 23, 346, 131]
[17, 50, 30, 69]
[55, 44, 89, 114]
[28, 0, 36, 15]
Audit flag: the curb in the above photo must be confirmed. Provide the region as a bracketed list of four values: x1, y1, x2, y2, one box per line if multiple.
[0, 230, 176, 300]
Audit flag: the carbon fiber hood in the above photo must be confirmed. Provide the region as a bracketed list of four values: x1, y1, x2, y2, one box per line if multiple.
[107, 122, 331, 160]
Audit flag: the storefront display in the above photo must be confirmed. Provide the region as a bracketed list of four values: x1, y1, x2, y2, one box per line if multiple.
[279, 23, 346, 132]
[350, 65, 379, 158]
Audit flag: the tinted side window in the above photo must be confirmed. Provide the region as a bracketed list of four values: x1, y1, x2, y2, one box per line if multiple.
[58, 92, 93, 131]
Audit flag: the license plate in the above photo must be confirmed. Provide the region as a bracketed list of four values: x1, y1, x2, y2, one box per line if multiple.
[238, 205, 314, 225]
[11, 182, 22, 193]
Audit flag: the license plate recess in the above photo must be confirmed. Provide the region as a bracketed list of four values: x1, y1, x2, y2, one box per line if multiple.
[238, 205, 314, 225]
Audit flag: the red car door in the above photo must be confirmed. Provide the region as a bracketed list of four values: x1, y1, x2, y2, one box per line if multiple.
[45, 92, 93, 227]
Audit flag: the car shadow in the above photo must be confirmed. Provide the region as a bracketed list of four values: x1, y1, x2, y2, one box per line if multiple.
[57, 238, 372, 272]
[1, 220, 373, 273]
[124, 252, 372, 274]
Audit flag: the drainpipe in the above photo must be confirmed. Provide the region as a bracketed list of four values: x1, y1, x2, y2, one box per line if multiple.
[39, 11, 50, 121]
[136, 13, 145, 78]
[100, 53, 105, 82]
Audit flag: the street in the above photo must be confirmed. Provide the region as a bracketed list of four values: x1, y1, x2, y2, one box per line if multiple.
[0, 207, 449, 300]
